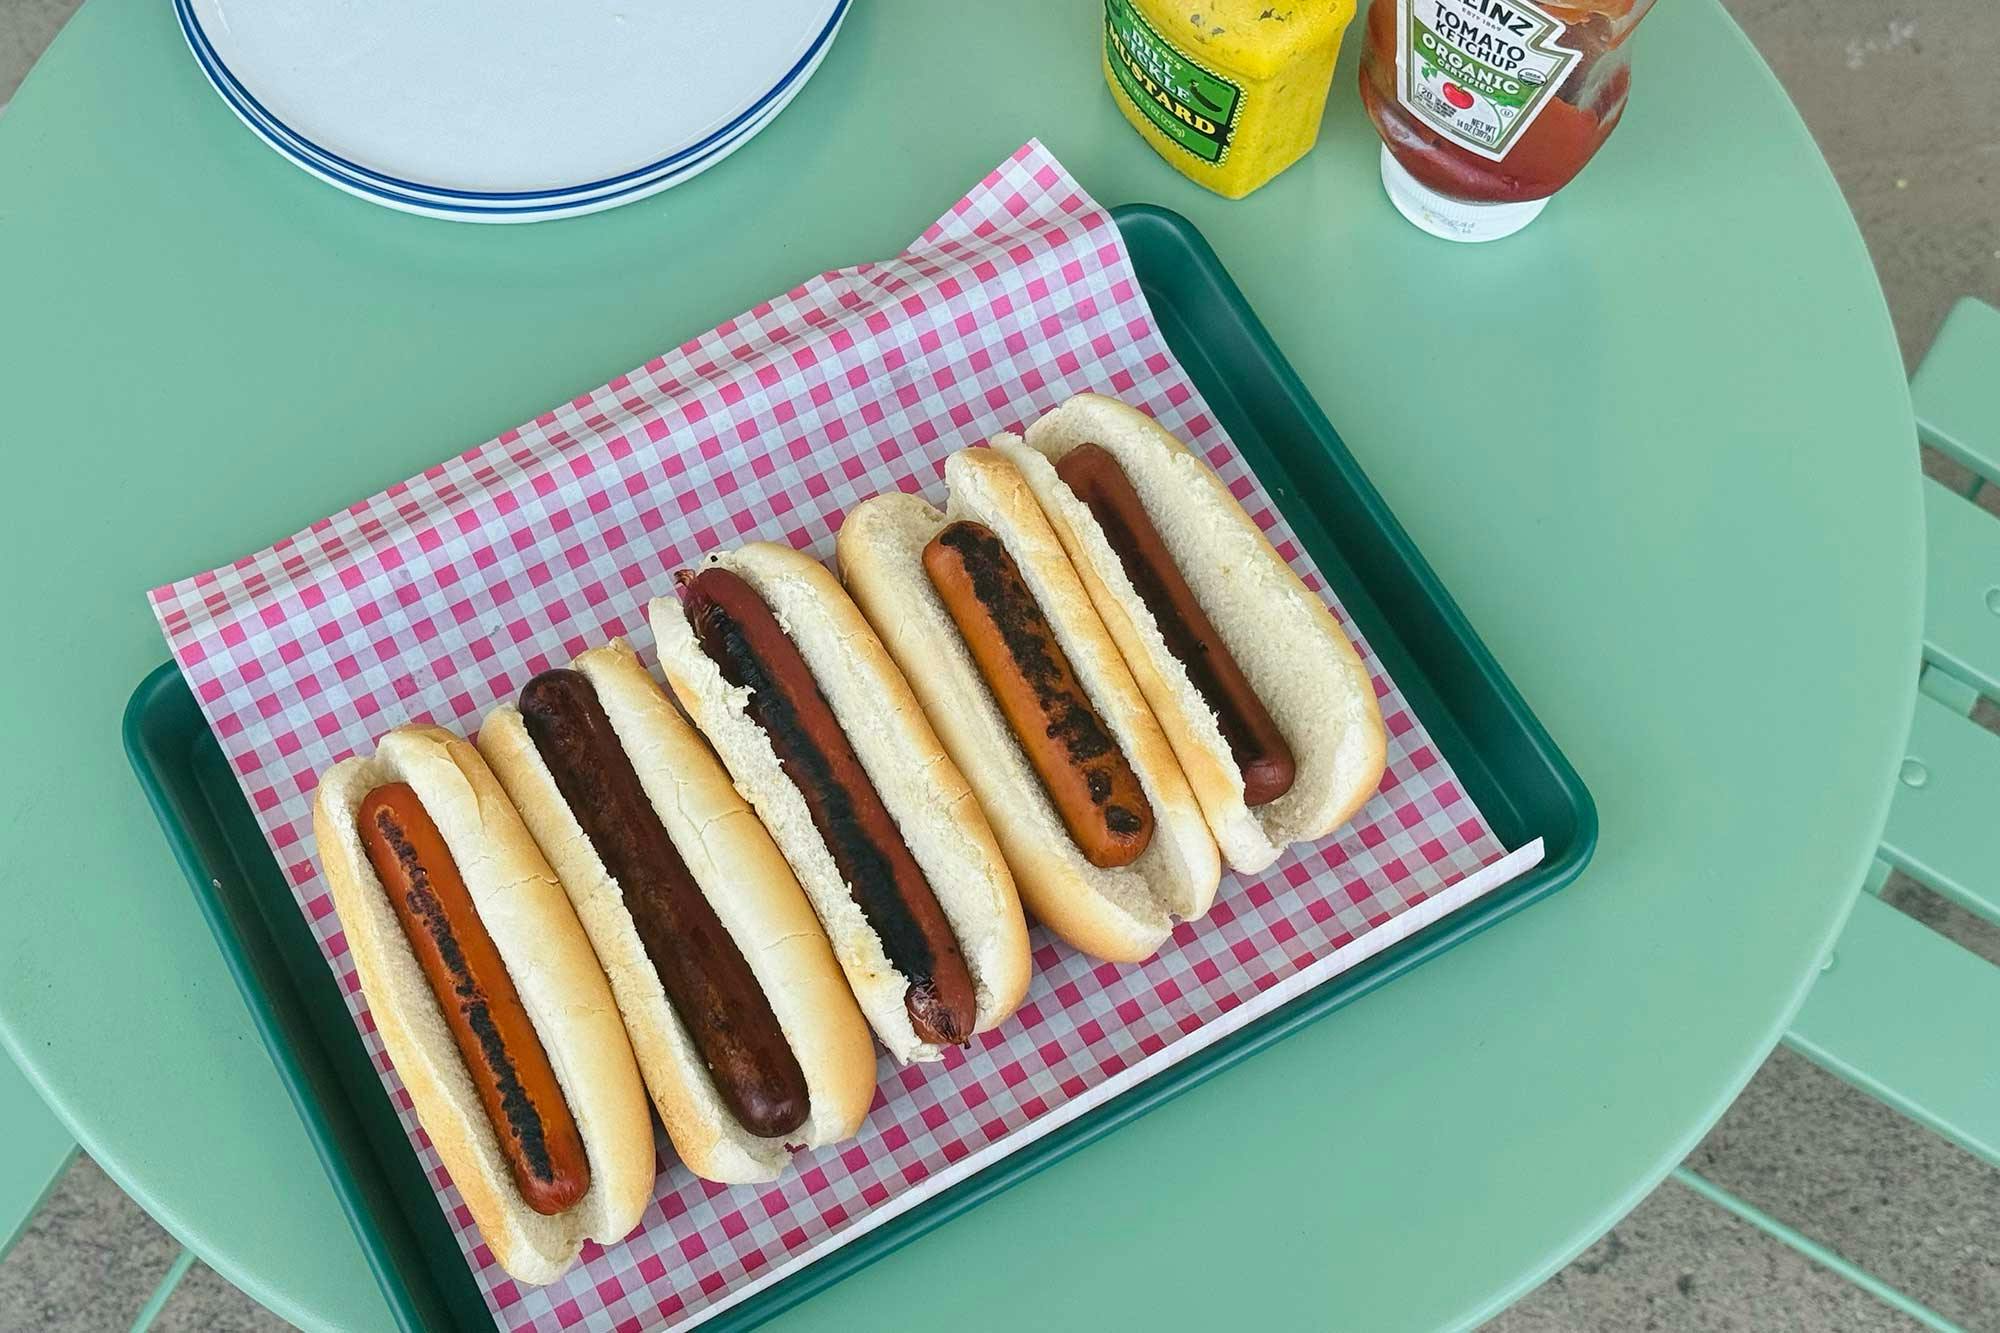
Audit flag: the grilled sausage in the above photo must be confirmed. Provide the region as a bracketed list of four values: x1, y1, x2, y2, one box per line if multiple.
[1055, 444, 1296, 806]
[922, 520, 1154, 868]
[357, 783, 591, 1215]
[518, 669, 811, 1139]
[677, 567, 979, 1047]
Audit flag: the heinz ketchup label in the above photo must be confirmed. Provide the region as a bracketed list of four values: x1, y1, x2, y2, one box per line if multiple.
[1395, 0, 1581, 161]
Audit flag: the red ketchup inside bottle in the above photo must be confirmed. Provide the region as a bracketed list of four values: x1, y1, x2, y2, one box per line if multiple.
[1358, 0, 1653, 240]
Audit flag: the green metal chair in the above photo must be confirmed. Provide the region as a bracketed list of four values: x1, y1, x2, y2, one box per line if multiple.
[5, 1050, 202, 1328]
[1673, 296, 2000, 1332]
[1, 1049, 76, 1259]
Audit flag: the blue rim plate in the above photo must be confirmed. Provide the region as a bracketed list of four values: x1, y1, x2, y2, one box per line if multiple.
[176, 0, 839, 221]
[181, 0, 849, 202]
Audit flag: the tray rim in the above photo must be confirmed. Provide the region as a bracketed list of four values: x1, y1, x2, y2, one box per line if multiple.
[122, 203, 1598, 1333]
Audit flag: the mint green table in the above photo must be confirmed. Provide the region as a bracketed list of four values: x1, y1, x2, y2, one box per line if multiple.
[0, 0, 1917, 1328]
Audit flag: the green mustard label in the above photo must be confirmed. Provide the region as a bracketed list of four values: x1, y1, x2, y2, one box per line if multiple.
[1104, 0, 1242, 165]
[1396, 0, 1581, 162]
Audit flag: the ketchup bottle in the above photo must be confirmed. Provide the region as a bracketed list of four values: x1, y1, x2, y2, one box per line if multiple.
[1358, 0, 1653, 241]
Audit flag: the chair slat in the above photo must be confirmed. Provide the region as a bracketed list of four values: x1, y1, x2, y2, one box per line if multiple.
[1912, 297, 2000, 483]
[1881, 693, 2000, 926]
[1, 1051, 75, 1257]
[1918, 664, 1980, 717]
[1921, 479, 2000, 702]
[1785, 892, 2000, 1168]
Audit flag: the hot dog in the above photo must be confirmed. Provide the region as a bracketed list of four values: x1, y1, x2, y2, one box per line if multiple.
[838, 448, 1222, 965]
[1053, 444, 1296, 808]
[357, 782, 590, 1215]
[649, 544, 1028, 1064]
[923, 521, 1154, 868]
[1014, 393, 1385, 873]
[516, 669, 809, 1137]
[480, 641, 876, 1183]
[677, 568, 980, 1047]
[313, 726, 653, 1285]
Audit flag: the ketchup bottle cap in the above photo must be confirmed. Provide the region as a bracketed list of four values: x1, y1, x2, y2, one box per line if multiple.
[1377, 145, 1549, 243]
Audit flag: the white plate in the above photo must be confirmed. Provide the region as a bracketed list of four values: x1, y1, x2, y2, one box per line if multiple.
[177, 0, 831, 221]
[186, 0, 844, 197]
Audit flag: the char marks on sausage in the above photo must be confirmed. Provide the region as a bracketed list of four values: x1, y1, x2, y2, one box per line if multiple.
[1054, 444, 1296, 807]
[923, 520, 1154, 868]
[519, 669, 811, 1138]
[359, 783, 591, 1215]
[678, 567, 978, 1048]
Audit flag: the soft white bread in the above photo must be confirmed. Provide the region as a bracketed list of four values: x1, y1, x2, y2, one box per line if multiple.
[1016, 394, 1387, 872]
[649, 544, 1031, 1064]
[311, 726, 654, 1286]
[477, 642, 877, 1181]
[837, 447, 1221, 963]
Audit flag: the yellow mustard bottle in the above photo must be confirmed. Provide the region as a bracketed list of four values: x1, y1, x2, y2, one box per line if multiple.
[1103, 0, 1357, 199]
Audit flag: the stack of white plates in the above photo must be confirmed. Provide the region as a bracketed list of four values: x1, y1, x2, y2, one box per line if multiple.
[176, 0, 848, 222]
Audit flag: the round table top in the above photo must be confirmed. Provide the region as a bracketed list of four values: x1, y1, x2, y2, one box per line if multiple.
[0, 0, 1918, 1329]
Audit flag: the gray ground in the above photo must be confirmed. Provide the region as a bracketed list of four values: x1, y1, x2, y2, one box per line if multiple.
[2, 0, 1997, 1328]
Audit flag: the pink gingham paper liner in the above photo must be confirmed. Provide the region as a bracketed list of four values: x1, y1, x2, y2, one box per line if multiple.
[150, 141, 1542, 1331]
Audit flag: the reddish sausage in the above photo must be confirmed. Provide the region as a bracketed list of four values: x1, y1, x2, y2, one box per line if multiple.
[1055, 444, 1296, 806]
[519, 669, 812, 1138]
[678, 568, 979, 1047]
[358, 784, 590, 1215]
[923, 521, 1154, 869]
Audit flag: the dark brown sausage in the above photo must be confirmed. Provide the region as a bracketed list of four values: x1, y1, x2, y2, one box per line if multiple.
[518, 669, 811, 1139]
[677, 567, 979, 1047]
[922, 521, 1154, 869]
[1054, 444, 1297, 806]
[358, 783, 591, 1216]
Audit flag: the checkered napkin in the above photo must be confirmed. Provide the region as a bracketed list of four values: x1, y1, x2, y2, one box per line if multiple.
[150, 141, 1537, 1331]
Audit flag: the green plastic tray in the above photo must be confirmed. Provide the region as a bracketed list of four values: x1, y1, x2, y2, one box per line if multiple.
[123, 204, 1595, 1332]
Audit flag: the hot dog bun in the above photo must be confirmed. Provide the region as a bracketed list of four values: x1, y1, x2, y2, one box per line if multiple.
[312, 726, 654, 1285]
[650, 544, 1030, 1063]
[1015, 394, 1387, 872]
[478, 641, 877, 1181]
[838, 448, 1221, 963]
